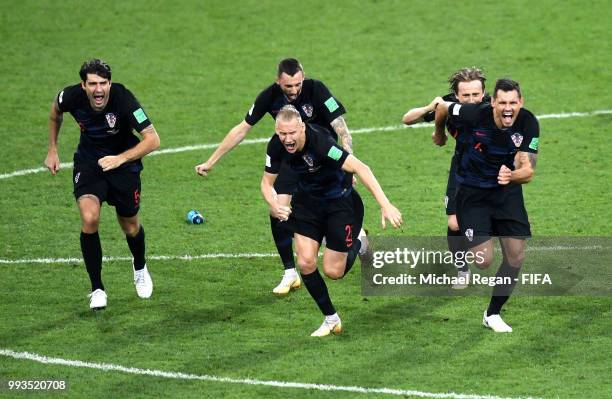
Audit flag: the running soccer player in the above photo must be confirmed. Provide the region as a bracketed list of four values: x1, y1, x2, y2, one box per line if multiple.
[195, 58, 354, 296]
[402, 67, 488, 289]
[262, 105, 402, 337]
[433, 78, 539, 332]
[44, 59, 160, 310]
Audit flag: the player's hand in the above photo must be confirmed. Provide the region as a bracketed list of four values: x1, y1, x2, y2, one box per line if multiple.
[270, 204, 292, 222]
[381, 204, 403, 229]
[98, 155, 126, 172]
[44, 150, 60, 175]
[195, 162, 212, 177]
[432, 131, 447, 146]
[498, 165, 512, 185]
[429, 96, 444, 112]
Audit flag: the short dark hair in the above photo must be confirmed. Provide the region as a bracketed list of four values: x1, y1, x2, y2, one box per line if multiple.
[448, 67, 486, 94]
[79, 59, 112, 82]
[493, 78, 522, 98]
[277, 58, 303, 77]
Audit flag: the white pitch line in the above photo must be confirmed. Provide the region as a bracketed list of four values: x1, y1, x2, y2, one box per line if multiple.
[0, 349, 541, 399]
[0, 253, 276, 265]
[2, 109, 610, 181]
[0, 245, 607, 265]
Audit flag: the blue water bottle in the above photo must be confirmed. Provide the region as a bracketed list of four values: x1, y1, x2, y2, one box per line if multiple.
[187, 210, 204, 224]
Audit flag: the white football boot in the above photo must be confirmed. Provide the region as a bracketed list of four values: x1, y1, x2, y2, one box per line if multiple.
[311, 314, 343, 337]
[88, 289, 107, 310]
[272, 268, 301, 295]
[133, 264, 153, 299]
[483, 310, 513, 333]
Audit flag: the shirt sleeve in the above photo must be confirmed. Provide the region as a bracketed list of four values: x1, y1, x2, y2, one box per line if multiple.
[244, 86, 272, 126]
[447, 102, 482, 125]
[264, 135, 283, 174]
[313, 80, 346, 123]
[56, 85, 78, 112]
[121, 88, 152, 132]
[423, 93, 455, 122]
[316, 133, 350, 169]
[519, 112, 540, 154]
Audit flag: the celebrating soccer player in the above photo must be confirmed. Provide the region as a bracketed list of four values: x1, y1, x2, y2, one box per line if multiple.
[262, 105, 402, 337]
[44, 59, 160, 310]
[433, 78, 539, 332]
[195, 58, 355, 296]
[403, 67, 488, 288]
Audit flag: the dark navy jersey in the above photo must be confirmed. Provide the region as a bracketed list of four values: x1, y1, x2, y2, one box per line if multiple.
[448, 102, 539, 189]
[57, 83, 152, 172]
[265, 124, 351, 200]
[424, 93, 491, 155]
[245, 78, 345, 140]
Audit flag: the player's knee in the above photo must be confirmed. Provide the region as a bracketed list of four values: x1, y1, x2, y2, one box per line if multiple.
[473, 251, 494, 269]
[505, 251, 525, 268]
[121, 222, 140, 237]
[323, 268, 344, 280]
[80, 213, 100, 231]
[297, 257, 317, 274]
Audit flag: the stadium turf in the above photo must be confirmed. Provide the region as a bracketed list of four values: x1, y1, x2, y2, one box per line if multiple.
[0, 0, 611, 398]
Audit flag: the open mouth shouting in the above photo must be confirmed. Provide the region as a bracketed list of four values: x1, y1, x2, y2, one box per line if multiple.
[284, 140, 297, 152]
[501, 110, 514, 126]
[93, 92, 106, 107]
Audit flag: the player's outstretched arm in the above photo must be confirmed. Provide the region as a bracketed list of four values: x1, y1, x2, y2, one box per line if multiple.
[432, 101, 451, 146]
[261, 172, 291, 221]
[44, 99, 63, 175]
[98, 125, 160, 172]
[195, 121, 253, 176]
[341, 155, 403, 229]
[402, 96, 443, 125]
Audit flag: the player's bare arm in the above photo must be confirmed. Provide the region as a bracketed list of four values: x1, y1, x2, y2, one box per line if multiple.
[261, 172, 291, 221]
[98, 124, 160, 172]
[402, 96, 444, 125]
[432, 101, 451, 146]
[498, 152, 536, 185]
[330, 116, 353, 154]
[195, 120, 253, 176]
[45, 99, 63, 175]
[341, 155, 403, 229]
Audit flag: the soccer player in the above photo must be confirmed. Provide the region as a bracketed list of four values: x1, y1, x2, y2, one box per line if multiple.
[433, 78, 539, 332]
[262, 106, 402, 337]
[195, 58, 354, 295]
[403, 67, 488, 289]
[44, 59, 160, 310]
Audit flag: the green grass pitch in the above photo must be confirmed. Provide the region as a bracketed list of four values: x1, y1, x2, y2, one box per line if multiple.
[0, 0, 611, 398]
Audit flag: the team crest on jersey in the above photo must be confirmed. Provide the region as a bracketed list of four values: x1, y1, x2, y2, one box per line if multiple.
[302, 153, 314, 168]
[105, 113, 117, 128]
[511, 132, 523, 147]
[465, 228, 474, 242]
[302, 153, 320, 172]
[302, 104, 313, 118]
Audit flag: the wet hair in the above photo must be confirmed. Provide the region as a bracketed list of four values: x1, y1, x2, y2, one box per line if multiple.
[276, 105, 302, 123]
[448, 67, 486, 94]
[79, 59, 112, 82]
[493, 78, 522, 98]
[277, 58, 303, 77]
